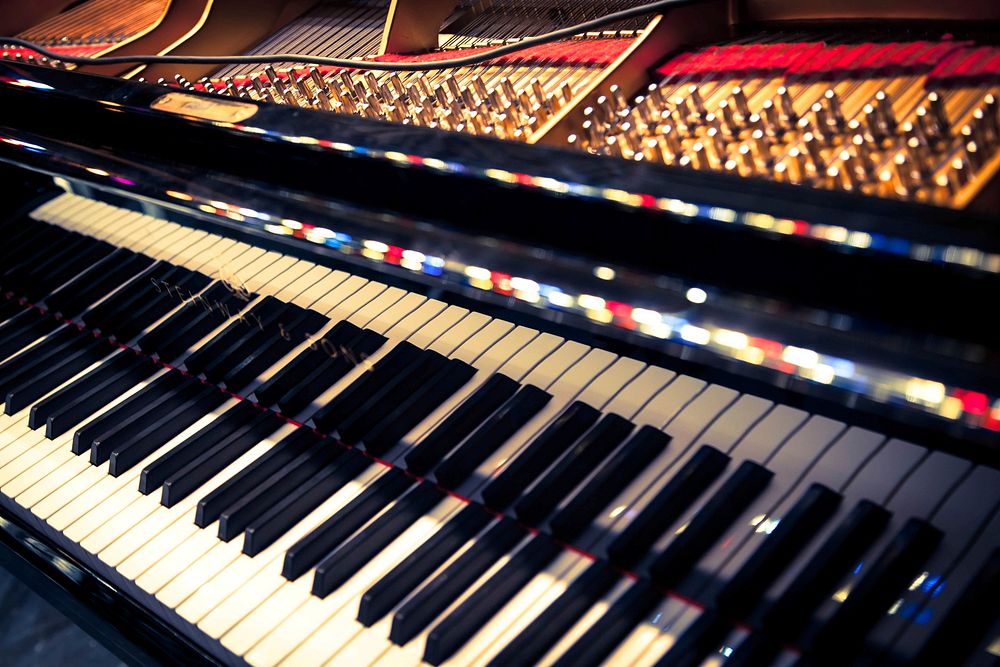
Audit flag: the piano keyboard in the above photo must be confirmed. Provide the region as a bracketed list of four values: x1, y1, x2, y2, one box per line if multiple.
[1, 192, 998, 666]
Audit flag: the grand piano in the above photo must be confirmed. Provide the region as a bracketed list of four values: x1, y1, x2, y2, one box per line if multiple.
[0, 0, 997, 665]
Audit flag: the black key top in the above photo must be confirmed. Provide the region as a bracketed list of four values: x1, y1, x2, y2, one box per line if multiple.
[651, 610, 730, 667]
[160, 409, 286, 507]
[359, 504, 493, 626]
[805, 518, 943, 664]
[112, 272, 212, 342]
[251, 320, 360, 405]
[726, 500, 890, 667]
[244, 448, 372, 556]
[312, 483, 445, 596]
[221, 308, 327, 390]
[275, 330, 385, 417]
[358, 358, 476, 456]
[514, 414, 634, 526]
[487, 560, 618, 667]
[551, 579, 663, 667]
[282, 467, 413, 581]
[336, 349, 450, 444]
[195, 427, 319, 527]
[108, 384, 226, 476]
[46, 250, 152, 318]
[404, 374, 519, 476]
[5, 336, 114, 414]
[549, 425, 671, 541]
[424, 535, 562, 665]
[0, 310, 59, 363]
[0, 298, 20, 324]
[714, 483, 842, 618]
[607, 445, 730, 568]
[217, 440, 338, 540]
[649, 461, 773, 589]
[480, 401, 601, 511]
[0, 326, 83, 396]
[82, 263, 178, 331]
[183, 296, 284, 375]
[390, 518, 526, 646]
[137, 282, 244, 357]
[763, 499, 889, 634]
[200, 302, 305, 383]
[310, 341, 424, 435]
[141, 401, 260, 493]
[72, 371, 185, 455]
[914, 548, 1000, 667]
[38, 354, 157, 438]
[432, 385, 552, 489]
[88, 375, 204, 464]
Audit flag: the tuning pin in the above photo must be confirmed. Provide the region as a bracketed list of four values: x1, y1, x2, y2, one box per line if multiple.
[965, 140, 983, 170]
[761, 99, 781, 134]
[560, 82, 574, 105]
[340, 71, 361, 99]
[776, 86, 797, 126]
[983, 94, 999, 139]
[473, 76, 490, 105]
[717, 99, 738, 136]
[927, 92, 950, 136]
[823, 89, 845, 132]
[737, 143, 755, 175]
[891, 152, 912, 196]
[689, 141, 707, 169]
[751, 129, 771, 163]
[660, 123, 681, 158]
[786, 147, 807, 183]
[915, 106, 940, 143]
[706, 127, 727, 166]
[445, 75, 462, 102]
[801, 132, 824, 173]
[731, 86, 750, 119]
[609, 84, 628, 110]
[687, 84, 705, 117]
[295, 75, 311, 99]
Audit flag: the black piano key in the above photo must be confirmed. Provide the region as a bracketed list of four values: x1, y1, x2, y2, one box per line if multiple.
[652, 610, 731, 667]
[336, 349, 450, 444]
[607, 445, 731, 568]
[88, 375, 204, 465]
[486, 560, 618, 667]
[221, 308, 327, 390]
[243, 448, 372, 556]
[82, 263, 178, 331]
[404, 373, 520, 476]
[549, 425, 671, 541]
[764, 499, 890, 636]
[38, 354, 157, 438]
[311, 483, 445, 597]
[282, 467, 414, 581]
[182, 296, 285, 375]
[0, 310, 60, 363]
[14, 238, 113, 301]
[140, 401, 260, 494]
[714, 483, 842, 618]
[275, 329, 386, 417]
[160, 410, 286, 507]
[358, 358, 476, 456]
[138, 282, 244, 357]
[217, 443, 341, 541]
[550, 579, 663, 667]
[0, 326, 83, 395]
[251, 320, 360, 405]
[432, 384, 552, 489]
[914, 548, 1000, 667]
[0, 299, 20, 325]
[5, 336, 113, 414]
[107, 384, 226, 476]
[309, 341, 423, 435]
[389, 518, 526, 646]
[513, 414, 634, 526]
[195, 427, 319, 527]
[45, 250, 152, 318]
[424, 534, 562, 665]
[112, 273, 212, 342]
[200, 302, 304, 384]
[154, 295, 257, 363]
[1, 231, 84, 293]
[649, 460, 773, 589]
[480, 401, 601, 511]
[805, 518, 943, 663]
[71, 371, 185, 455]
[358, 504, 493, 626]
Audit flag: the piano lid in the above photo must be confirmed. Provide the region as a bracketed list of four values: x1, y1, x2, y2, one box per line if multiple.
[0, 60, 997, 457]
